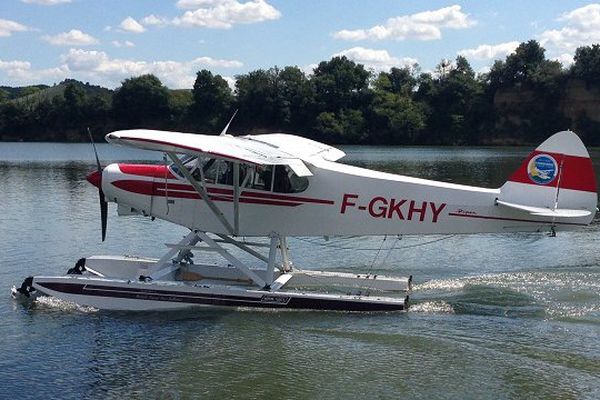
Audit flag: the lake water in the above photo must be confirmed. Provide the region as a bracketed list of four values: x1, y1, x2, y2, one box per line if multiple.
[1, 142, 599, 400]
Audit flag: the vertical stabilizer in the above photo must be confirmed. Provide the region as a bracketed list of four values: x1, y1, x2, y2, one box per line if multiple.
[498, 131, 597, 224]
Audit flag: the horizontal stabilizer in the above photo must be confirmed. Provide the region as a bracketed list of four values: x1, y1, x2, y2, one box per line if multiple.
[496, 200, 592, 218]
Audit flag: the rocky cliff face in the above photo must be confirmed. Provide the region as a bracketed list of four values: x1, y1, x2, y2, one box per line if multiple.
[560, 79, 600, 123]
[493, 87, 536, 127]
[494, 79, 600, 124]
[492, 79, 600, 144]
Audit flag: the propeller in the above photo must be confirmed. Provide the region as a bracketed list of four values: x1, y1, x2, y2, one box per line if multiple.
[86, 128, 108, 241]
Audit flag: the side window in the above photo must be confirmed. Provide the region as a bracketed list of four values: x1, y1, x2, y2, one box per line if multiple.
[217, 161, 234, 185]
[193, 159, 241, 186]
[238, 165, 271, 190]
[273, 166, 291, 193]
[199, 159, 229, 184]
[273, 166, 308, 193]
[260, 166, 274, 190]
[173, 159, 308, 193]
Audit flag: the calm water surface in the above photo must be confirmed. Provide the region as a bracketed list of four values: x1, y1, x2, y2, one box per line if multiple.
[1, 142, 599, 400]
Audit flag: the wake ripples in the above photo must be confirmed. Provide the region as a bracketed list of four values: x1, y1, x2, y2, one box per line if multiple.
[410, 268, 600, 323]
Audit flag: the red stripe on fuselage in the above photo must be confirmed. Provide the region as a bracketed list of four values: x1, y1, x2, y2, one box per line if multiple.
[111, 180, 303, 207]
[112, 179, 154, 195]
[241, 190, 335, 205]
[508, 151, 596, 193]
[117, 164, 335, 205]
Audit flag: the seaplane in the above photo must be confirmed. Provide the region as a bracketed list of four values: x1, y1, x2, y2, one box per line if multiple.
[12, 122, 598, 312]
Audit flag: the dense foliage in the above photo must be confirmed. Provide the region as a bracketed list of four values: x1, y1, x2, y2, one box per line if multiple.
[2, 40, 600, 145]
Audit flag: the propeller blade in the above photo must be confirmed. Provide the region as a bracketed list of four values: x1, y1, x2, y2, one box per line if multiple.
[87, 127, 101, 172]
[86, 127, 108, 241]
[100, 188, 108, 242]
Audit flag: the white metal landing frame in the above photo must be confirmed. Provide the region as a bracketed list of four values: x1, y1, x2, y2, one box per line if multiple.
[14, 230, 411, 311]
[148, 230, 289, 290]
[144, 229, 412, 295]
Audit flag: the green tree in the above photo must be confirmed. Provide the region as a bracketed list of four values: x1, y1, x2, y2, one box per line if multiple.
[486, 41, 567, 142]
[312, 56, 371, 112]
[314, 109, 366, 143]
[274, 66, 315, 129]
[169, 89, 193, 128]
[488, 40, 559, 90]
[191, 70, 232, 130]
[415, 72, 436, 102]
[369, 92, 426, 144]
[338, 109, 366, 143]
[422, 56, 484, 144]
[314, 111, 342, 139]
[505, 40, 546, 84]
[64, 82, 85, 107]
[63, 82, 86, 125]
[84, 94, 111, 136]
[20, 86, 42, 98]
[112, 74, 170, 127]
[0, 102, 29, 139]
[235, 69, 278, 128]
[0, 89, 9, 103]
[572, 44, 600, 85]
[374, 67, 417, 96]
[235, 66, 316, 132]
[370, 68, 426, 144]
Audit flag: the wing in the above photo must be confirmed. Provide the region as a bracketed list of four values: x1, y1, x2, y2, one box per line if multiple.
[247, 133, 346, 162]
[105, 129, 313, 176]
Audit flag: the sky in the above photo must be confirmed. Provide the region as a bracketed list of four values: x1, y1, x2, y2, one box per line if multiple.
[1, 0, 600, 89]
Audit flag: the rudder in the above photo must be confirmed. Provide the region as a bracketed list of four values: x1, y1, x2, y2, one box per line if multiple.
[498, 130, 597, 224]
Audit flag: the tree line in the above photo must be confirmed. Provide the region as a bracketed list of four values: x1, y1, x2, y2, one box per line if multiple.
[2, 40, 600, 146]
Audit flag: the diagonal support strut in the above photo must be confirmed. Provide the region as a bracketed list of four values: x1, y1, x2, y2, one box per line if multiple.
[167, 152, 235, 235]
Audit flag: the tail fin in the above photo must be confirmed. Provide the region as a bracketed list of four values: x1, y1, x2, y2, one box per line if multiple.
[498, 130, 597, 224]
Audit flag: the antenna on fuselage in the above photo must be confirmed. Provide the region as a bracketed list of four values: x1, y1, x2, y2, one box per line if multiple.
[220, 109, 238, 136]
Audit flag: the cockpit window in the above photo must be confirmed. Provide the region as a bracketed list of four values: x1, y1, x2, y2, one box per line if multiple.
[170, 156, 309, 193]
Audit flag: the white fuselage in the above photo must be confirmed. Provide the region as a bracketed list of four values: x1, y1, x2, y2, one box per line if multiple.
[100, 158, 594, 236]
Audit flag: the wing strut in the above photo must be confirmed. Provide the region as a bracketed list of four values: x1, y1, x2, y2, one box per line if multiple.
[167, 152, 235, 235]
[233, 162, 240, 235]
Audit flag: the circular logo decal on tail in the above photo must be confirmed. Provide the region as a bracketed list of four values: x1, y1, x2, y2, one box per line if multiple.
[527, 154, 558, 185]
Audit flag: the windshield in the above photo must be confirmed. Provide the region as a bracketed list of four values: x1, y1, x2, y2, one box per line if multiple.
[169, 155, 198, 178]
